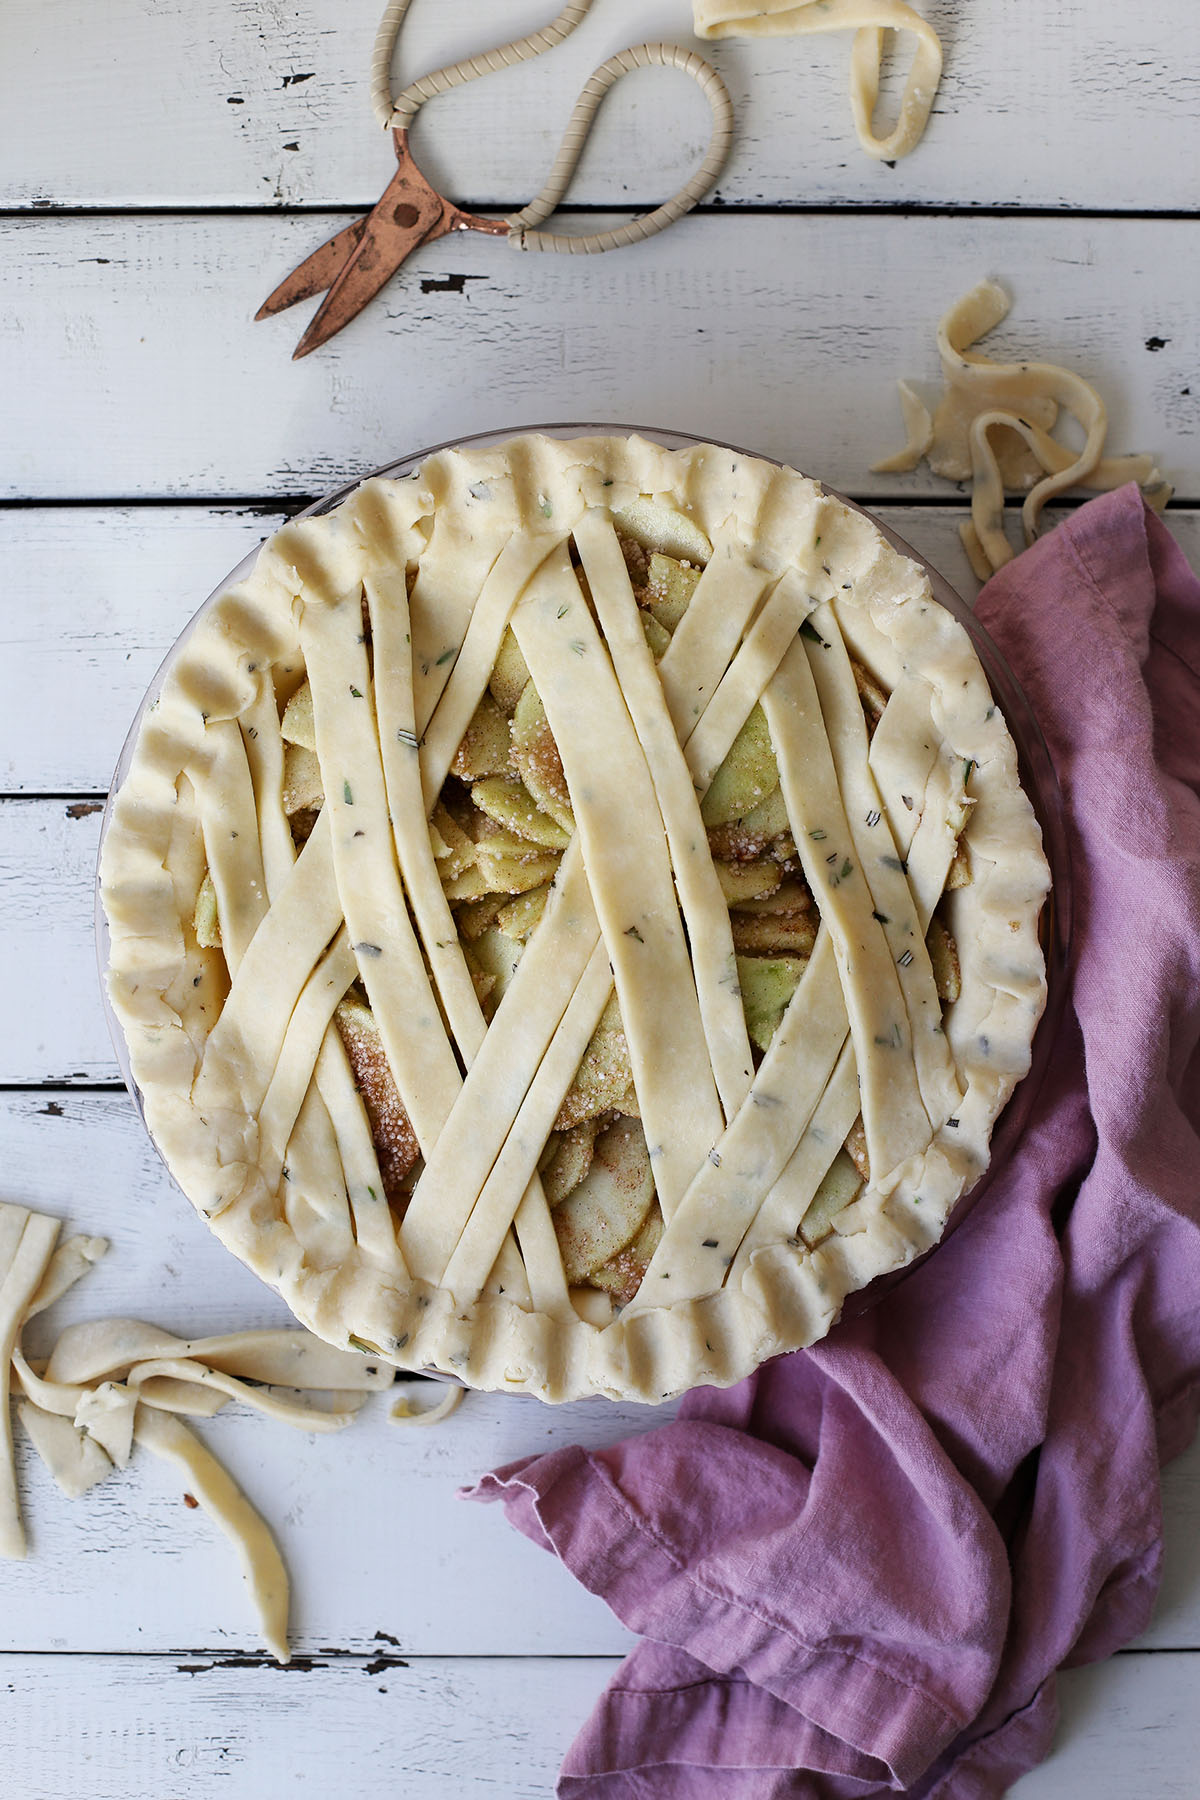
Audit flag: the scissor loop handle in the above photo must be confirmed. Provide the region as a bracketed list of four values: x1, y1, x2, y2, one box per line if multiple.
[371, 0, 595, 132]
[505, 44, 733, 255]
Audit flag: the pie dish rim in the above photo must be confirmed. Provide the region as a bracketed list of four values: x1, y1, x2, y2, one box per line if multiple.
[94, 423, 1067, 1398]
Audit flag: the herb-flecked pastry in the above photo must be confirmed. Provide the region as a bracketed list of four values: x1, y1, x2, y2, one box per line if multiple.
[100, 435, 1050, 1403]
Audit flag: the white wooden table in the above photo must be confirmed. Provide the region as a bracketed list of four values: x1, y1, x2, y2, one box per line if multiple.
[3, 4, 1199, 1794]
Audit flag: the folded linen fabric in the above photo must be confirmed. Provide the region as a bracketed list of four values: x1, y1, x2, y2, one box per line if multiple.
[466, 486, 1200, 1797]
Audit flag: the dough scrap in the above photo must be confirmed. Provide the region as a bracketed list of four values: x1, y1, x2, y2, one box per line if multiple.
[694, 0, 943, 161]
[1, 1203, 401, 1662]
[875, 281, 1173, 575]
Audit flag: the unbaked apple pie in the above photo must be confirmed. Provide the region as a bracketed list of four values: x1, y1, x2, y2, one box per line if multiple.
[100, 434, 1049, 1402]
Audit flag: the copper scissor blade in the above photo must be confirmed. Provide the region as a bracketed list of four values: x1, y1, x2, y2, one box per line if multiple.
[291, 156, 455, 359]
[255, 219, 369, 320]
[258, 130, 509, 356]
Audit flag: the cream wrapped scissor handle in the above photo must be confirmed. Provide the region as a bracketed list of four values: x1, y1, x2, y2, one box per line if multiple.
[370, 1, 734, 254]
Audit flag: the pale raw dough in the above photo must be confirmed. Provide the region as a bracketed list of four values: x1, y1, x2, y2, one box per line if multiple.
[101, 435, 1050, 1404]
[875, 281, 1172, 574]
[693, 0, 943, 161]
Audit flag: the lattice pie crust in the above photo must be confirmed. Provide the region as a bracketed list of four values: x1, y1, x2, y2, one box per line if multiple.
[100, 435, 1049, 1403]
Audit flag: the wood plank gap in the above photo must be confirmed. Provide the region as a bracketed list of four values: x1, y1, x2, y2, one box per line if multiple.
[0, 795, 107, 810]
[0, 1083, 128, 1095]
[4, 203, 1200, 222]
[6, 493, 1199, 516]
[0, 495, 305, 513]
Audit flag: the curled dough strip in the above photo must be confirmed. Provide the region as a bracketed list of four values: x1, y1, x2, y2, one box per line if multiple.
[694, 0, 943, 161]
[871, 379, 934, 474]
[969, 407, 1168, 568]
[134, 1406, 292, 1665]
[968, 406, 1105, 572]
[939, 287, 1108, 549]
[884, 280, 1172, 577]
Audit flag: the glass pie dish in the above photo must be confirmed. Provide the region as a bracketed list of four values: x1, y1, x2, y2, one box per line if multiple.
[96, 425, 1069, 1400]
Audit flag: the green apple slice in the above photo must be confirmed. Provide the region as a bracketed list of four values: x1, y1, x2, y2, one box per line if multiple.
[281, 743, 324, 814]
[553, 1117, 655, 1283]
[488, 628, 531, 714]
[511, 683, 574, 833]
[611, 496, 713, 567]
[472, 777, 571, 850]
[700, 704, 779, 828]
[451, 691, 512, 780]
[555, 992, 632, 1130]
[280, 679, 317, 751]
[647, 552, 701, 632]
[736, 953, 807, 1052]
[542, 1119, 599, 1208]
[799, 1149, 863, 1248]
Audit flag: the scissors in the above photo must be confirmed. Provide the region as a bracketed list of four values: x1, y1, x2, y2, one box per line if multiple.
[257, 3, 734, 359]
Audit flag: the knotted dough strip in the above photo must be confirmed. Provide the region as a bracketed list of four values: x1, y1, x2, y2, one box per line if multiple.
[762, 637, 929, 1179]
[694, 0, 943, 162]
[17, 1403, 113, 1500]
[572, 510, 754, 1120]
[123, 1358, 370, 1433]
[8, 1219, 398, 1663]
[512, 547, 725, 1214]
[877, 282, 1170, 579]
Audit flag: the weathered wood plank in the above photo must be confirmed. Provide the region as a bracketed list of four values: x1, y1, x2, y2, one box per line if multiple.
[1011, 1653, 1200, 1799]
[0, 507, 287, 793]
[0, 1648, 1197, 1799]
[3, 213, 1196, 503]
[0, 1652, 612, 1798]
[1, 1091, 1198, 1657]
[0, 800, 113, 1083]
[11, 503, 1197, 796]
[6, 0, 1200, 210]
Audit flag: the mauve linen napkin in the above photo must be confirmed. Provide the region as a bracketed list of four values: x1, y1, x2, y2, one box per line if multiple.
[465, 487, 1200, 1798]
